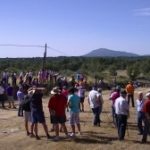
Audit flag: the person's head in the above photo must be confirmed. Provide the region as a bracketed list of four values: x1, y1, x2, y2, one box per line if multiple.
[62, 86, 67, 90]
[97, 88, 102, 93]
[19, 86, 23, 92]
[138, 91, 143, 100]
[68, 87, 75, 94]
[145, 92, 150, 100]
[92, 85, 97, 91]
[50, 86, 60, 95]
[120, 90, 127, 98]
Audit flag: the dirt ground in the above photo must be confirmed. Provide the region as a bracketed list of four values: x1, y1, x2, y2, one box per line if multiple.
[0, 88, 150, 150]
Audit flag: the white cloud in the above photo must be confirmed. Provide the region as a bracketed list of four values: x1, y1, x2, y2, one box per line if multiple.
[133, 7, 150, 16]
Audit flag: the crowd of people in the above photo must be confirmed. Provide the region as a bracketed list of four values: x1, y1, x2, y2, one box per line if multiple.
[0, 71, 150, 143]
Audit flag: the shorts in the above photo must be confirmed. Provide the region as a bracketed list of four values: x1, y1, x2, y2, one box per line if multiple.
[50, 115, 66, 124]
[24, 111, 31, 122]
[7, 96, 14, 102]
[69, 112, 80, 125]
[31, 111, 45, 123]
[80, 97, 85, 103]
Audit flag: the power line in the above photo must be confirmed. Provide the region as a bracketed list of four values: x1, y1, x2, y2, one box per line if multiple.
[0, 44, 67, 55]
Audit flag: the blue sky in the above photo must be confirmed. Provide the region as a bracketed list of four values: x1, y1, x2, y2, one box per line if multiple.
[0, 0, 150, 57]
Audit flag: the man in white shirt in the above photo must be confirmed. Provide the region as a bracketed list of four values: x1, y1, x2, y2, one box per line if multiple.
[114, 90, 129, 140]
[88, 86, 101, 126]
[136, 92, 144, 135]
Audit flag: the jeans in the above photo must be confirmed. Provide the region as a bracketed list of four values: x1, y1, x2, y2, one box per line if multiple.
[112, 106, 117, 127]
[117, 114, 127, 140]
[18, 104, 23, 117]
[92, 107, 100, 126]
[137, 111, 144, 134]
[127, 94, 134, 107]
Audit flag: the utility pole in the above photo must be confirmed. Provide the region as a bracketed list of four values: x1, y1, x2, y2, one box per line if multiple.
[42, 43, 47, 70]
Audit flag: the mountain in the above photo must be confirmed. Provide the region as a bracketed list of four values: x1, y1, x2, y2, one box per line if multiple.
[83, 48, 139, 57]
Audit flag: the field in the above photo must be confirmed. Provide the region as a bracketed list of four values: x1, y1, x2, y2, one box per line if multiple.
[0, 88, 150, 150]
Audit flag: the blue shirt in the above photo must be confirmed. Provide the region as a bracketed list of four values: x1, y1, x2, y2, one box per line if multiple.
[68, 94, 80, 113]
[17, 91, 24, 102]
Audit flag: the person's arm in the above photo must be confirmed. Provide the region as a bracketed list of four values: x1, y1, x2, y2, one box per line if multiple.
[48, 99, 55, 115]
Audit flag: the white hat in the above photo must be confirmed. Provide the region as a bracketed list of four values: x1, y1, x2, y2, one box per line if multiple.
[50, 87, 60, 95]
[146, 92, 150, 97]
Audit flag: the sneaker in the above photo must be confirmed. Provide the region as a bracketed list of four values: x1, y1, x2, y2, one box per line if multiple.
[47, 134, 51, 139]
[30, 133, 35, 138]
[26, 132, 30, 136]
[35, 135, 40, 140]
[70, 133, 75, 137]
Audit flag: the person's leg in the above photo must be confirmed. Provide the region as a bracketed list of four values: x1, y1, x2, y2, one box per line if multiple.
[119, 115, 127, 140]
[95, 107, 100, 126]
[30, 123, 35, 136]
[54, 123, 59, 137]
[34, 123, 40, 140]
[69, 112, 76, 136]
[71, 124, 75, 135]
[142, 119, 149, 143]
[8, 101, 11, 108]
[137, 112, 143, 134]
[24, 112, 30, 135]
[1, 99, 5, 108]
[131, 94, 134, 107]
[81, 102, 84, 112]
[61, 123, 68, 136]
[127, 94, 130, 106]
[92, 108, 97, 126]
[42, 122, 50, 138]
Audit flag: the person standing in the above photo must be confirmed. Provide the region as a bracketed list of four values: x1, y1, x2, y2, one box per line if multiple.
[68, 87, 81, 137]
[17, 87, 24, 116]
[48, 87, 68, 141]
[77, 84, 86, 112]
[136, 92, 144, 135]
[21, 93, 32, 136]
[30, 87, 50, 140]
[109, 88, 120, 125]
[114, 90, 129, 141]
[88, 86, 101, 126]
[0, 82, 5, 108]
[97, 88, 104, 124]
[6, 83, 16, 109]
[126, 81, 135, 107]
[141, 92, 150, 143]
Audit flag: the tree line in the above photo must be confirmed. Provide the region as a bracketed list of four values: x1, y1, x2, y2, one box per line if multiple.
[0, 56, 150, 82]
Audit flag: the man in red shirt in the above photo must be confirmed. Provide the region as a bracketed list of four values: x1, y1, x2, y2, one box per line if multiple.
[48, 87, 68, 141]
[142, 92, 150, 143]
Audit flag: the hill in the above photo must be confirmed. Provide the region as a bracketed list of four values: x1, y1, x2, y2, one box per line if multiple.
[83, 48, 139, 57]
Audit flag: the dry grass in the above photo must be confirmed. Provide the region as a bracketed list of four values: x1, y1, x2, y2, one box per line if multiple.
[0, 88, 150, 150]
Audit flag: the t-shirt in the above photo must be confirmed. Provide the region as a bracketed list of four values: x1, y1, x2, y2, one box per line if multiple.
[114, 96, 129, 115]
[31, 93, 43, 112]
[88, 90, 99, 108]
[126, 84, 134, 94]
[78, 86, 85, 98]
[48, 94, 67, 117]
[110, 91, 120, 105]
[7, 86, 13, 96]
[136, 99, 144, 112]
[68, 94, 80, 113]
[142, 99, 150, 116]
[17, 91, 24, 102]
